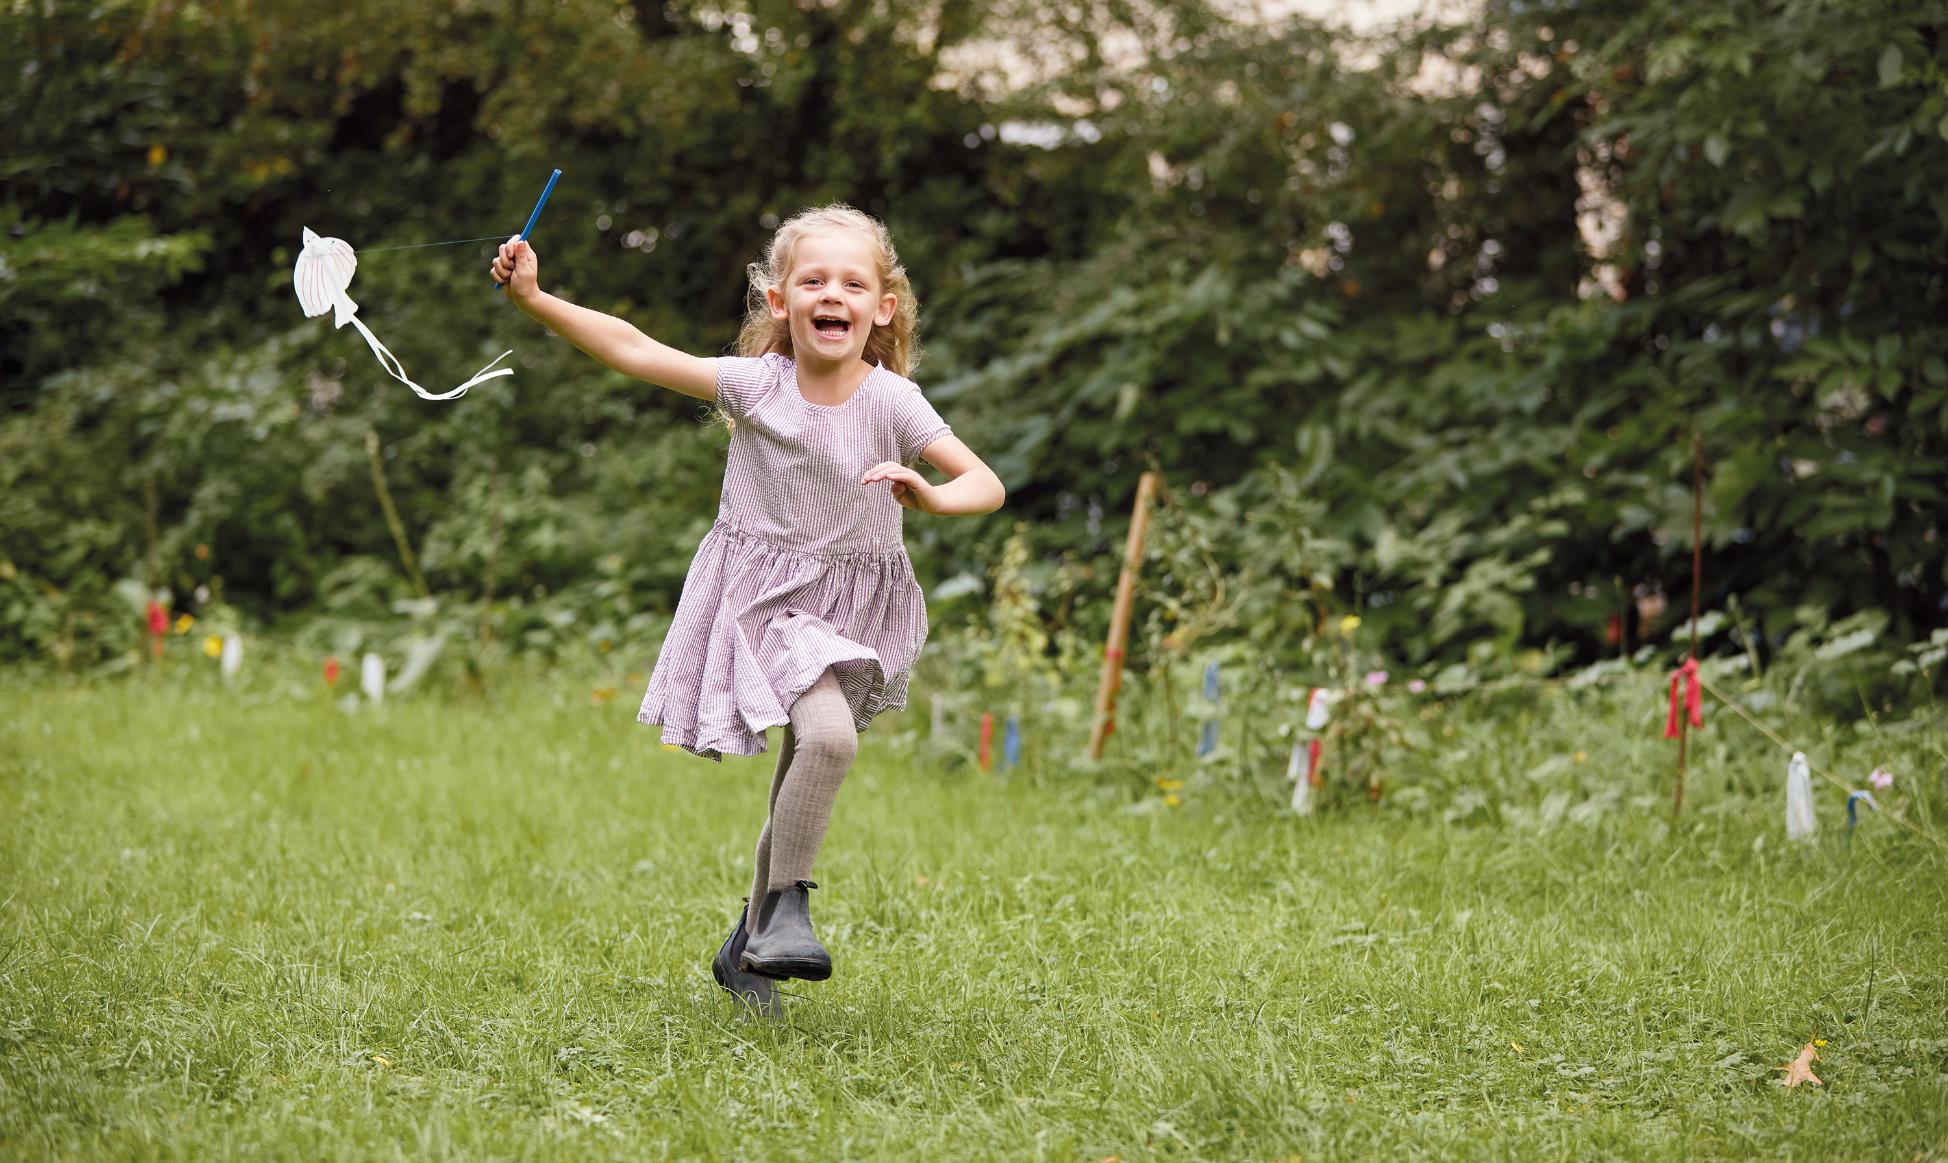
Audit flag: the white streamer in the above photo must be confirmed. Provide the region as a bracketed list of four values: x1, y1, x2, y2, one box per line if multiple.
[1786, 751, 1817, 840]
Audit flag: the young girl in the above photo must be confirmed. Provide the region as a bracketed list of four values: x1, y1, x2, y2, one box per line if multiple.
[490, 205, 1004, 1015]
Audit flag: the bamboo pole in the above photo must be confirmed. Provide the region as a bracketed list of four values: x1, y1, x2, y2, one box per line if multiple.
[1674, 431, 1703, 819]
[1087, 470, 1160, 761]
[366, 428, 431, 600]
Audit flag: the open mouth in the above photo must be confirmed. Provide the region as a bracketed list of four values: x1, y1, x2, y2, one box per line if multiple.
[812, 314, 851, 340]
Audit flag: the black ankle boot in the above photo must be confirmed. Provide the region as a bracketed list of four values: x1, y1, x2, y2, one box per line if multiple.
[738, 879, 832, 981]
[712, 902, 780, 1016]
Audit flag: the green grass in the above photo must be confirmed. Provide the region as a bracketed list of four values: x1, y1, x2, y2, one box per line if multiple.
[3, 675, 1945, 1161]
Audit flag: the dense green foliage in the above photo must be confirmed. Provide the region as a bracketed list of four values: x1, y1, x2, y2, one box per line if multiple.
[4, 0, 1945, 693]
[4, 677, 1945, 1158]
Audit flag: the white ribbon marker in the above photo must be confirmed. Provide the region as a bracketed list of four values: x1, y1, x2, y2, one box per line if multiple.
[1785, 751, 1817, 840]
[294, 228, 513, 401]
[1305, 687, 1333, 731]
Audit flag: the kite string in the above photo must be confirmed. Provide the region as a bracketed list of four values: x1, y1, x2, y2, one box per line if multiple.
[361, 234, 512, 254]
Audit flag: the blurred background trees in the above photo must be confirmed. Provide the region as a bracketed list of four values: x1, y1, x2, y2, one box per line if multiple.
[3, 0, 1944, 685]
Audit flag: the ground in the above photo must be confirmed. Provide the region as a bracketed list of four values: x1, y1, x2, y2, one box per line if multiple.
[3, 677, 1944, 1160]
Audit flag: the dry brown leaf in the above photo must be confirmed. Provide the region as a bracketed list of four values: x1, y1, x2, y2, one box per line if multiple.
[1776, 1042, 1821, 1088]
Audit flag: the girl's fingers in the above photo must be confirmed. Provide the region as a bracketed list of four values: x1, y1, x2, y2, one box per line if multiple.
[860, 461, 910, 484]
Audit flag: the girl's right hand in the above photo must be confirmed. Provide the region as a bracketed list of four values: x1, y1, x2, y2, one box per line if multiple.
[491, 237, 540, 302]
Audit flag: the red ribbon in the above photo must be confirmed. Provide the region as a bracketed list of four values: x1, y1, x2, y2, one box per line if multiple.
[1665, 657, 1702, 739]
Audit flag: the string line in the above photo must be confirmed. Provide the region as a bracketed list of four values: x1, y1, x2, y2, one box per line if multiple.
[361, 234, 511, 253]
[1305, 664, 1942, 850]
[1695, 671, 1946, 852]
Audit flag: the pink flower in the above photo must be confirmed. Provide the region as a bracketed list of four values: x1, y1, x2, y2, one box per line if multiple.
[1364, 670, 1389, 688]
[1868, 767, 1894, 790]
[1407, 679, 1427, 694]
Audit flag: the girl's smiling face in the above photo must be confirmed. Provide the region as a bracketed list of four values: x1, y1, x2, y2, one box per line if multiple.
[767, 229, 897, 369]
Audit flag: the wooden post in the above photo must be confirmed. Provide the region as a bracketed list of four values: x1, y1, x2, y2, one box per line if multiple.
[143, 474, 160, 593]
[366, 428, 430, 599]
[143, 474, 160, 669]
[479, 451, 505, 651]
[1087, 470, 1160, 760]
[1674, 431, 1702, 819]
[1614, 574, 1628, 661]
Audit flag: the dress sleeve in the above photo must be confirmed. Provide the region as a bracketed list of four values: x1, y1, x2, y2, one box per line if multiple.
[714, 354, 785, 423]
[890, 382, 953, 463]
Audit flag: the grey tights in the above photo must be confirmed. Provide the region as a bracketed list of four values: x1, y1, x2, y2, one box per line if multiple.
[746, 668, 857, 930]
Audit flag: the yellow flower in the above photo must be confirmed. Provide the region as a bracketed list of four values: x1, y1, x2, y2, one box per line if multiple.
[1573, 750, 1588, 764]
[147, 143, 168, 168]
[202, 635, 222, 658]
[1510, 1041, 1525, 1054]
[193, 543, 210, 560]
[174, 613, 194, 634]
[1814, 1038, 1828, 1048]
[372, 1053, 392, 1067]
[590, 686, 616, 705]
[1154, 777, 1184, 791]
[1340, 614, 1361, 635]
[1163, 793, 1182, 808]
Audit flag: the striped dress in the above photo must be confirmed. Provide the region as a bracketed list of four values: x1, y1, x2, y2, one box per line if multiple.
[636, 353, 953, 760]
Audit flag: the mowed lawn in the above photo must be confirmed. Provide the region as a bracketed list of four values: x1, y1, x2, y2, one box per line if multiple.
[2, 676, 1945, 1161]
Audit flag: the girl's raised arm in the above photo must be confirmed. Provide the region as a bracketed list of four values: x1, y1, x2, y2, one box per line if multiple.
[491, 239, 717, 401]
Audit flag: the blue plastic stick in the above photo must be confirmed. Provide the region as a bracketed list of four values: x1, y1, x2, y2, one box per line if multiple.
[496, 167, 562, 289]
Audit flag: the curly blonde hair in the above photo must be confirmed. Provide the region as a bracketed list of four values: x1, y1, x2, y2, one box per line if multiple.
[736, 204, 922, 378]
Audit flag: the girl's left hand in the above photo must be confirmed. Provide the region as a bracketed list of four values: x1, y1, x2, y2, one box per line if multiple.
[860, 462, 936, 513]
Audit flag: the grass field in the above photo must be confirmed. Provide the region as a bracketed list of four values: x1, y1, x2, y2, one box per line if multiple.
[3, 674, 1945, 1160]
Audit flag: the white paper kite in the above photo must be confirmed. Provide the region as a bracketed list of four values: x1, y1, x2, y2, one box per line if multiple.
[294, 227, 512, 401]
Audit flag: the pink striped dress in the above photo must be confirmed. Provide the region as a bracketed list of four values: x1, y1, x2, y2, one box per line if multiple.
[636, 353, 953, 759]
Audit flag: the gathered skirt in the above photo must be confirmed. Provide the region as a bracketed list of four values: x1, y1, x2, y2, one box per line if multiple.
[636, 519, 929, 759]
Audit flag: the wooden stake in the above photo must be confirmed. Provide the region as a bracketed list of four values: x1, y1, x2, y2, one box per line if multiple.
[1674, 431, 1703, 819]
[479, 451, 505, 650]
[1614, 574, 1628, 661]
[143, 474, 160, 592]
[1088, 470, 1160, 760]
[366, 428, 430, 599]
[143, 474, 160, 669]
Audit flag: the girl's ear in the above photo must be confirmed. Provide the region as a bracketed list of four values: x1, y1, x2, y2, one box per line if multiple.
[766, 283, 788, 320]
[874, 292, 897, 327]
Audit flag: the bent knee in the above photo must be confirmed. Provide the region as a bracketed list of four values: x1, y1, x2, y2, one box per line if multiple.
[792, 722, 857, 768]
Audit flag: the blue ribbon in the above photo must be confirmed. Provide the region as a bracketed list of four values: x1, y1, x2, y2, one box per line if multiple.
[1846, 790, 1880, 836]
[1197, 661, 1221, 757]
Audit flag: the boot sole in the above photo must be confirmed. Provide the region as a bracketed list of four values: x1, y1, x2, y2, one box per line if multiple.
[739, 953, 831, 981]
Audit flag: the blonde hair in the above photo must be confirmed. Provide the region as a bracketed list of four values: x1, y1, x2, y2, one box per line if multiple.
[737, 204, 922, 378]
